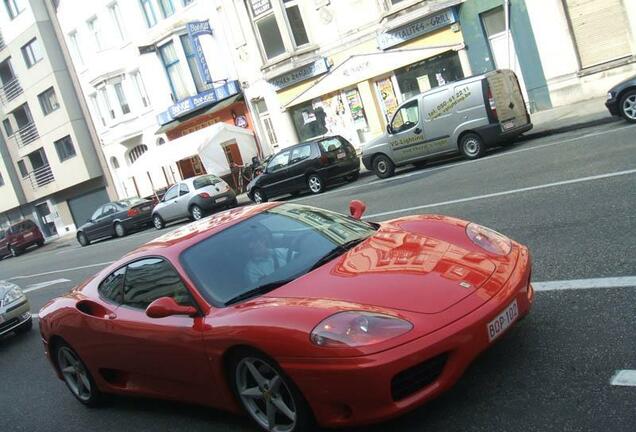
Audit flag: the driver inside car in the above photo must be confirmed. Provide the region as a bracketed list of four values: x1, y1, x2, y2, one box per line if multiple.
[244, 224, 288, 284]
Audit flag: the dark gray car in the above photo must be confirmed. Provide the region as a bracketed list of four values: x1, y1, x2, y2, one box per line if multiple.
[605, 75, 636, 122]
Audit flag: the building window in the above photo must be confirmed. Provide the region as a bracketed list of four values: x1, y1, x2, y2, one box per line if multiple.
[131, 71, 150, 107]
[17, 160, 27, 178]
[140, 0, 158, 27]
[253, 98, 278, 147]
[98, 87, 115, 119]
[159, 41, 189, 101]
[54, 135, 76, 162]
[128, 144, 148, 164]
[158, 0, 174, 18]
[283, 0, 308, 47]
[290, 101, 327, 142]
[180, 35, 210, 93]
[253, 10, 285, 60]
[89, 94, 105, 126]
[87, 17, 102, 51]
[110, 156, 120, 169]
[109, 2, 126, 41]
[113, 82, 130, 114]
[68, 31, 84, 66]
[4, 0, 24, 19]
[21, 38, 43, 68]
[181, 0, 194, 6]
[38, 87, 60, 116]
[3, 119, 13, 136]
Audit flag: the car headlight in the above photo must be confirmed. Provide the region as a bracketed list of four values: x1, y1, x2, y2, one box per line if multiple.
[466, 223, 512, 256]
[2, 286, 24, 307]
[310, 311, 413, 347]
[607, 91, 614, 100]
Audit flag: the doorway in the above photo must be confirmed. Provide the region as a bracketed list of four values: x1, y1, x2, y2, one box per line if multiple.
[35, 202, 57, 237]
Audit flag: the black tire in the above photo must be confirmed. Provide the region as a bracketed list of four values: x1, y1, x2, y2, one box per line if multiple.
[307, 174, 324, 194]
[619, 89, 636, 123]
[373, 154, 395, 179]
[77, 232, 89, 247]
[459, 132, 485, 160]
[16, 318, 32, 334]
[55, 342, 102, 407]
[190, 205, 204, 221]
[152, 214, 165, 230]
[114, 222, 126, 238]
[9, 245, 20, 257]
[252, 189, 267, 204]
[228, 349, 314, 432]
[346, 171, 360, 182]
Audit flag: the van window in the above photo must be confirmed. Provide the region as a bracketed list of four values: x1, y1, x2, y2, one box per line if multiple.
[391, 101, 419, 133]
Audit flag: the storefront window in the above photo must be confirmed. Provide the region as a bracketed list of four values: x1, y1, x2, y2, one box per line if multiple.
[395, 51, 464, 100]
[375, 77, 400, 122]
[290, 101, 327, 142]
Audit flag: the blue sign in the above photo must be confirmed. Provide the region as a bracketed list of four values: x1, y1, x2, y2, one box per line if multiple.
[156, 80, 241, 125]
[269, 58, 330, 90]
[377, 8, 457, 50]
[187, 21, 213, 85]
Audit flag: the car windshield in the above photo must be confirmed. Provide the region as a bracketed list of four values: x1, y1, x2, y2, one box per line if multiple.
[193, 175, 222, 189]
[180, 204, 378, 306]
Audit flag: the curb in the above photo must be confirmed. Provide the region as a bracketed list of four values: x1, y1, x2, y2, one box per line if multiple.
[519, 116, 620, 142]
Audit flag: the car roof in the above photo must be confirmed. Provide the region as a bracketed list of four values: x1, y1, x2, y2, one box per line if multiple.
[284, 135, 343, 150]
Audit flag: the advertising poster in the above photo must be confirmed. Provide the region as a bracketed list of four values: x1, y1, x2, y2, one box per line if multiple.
[345, 89, 368, 129]
[376, 77, 399, 121]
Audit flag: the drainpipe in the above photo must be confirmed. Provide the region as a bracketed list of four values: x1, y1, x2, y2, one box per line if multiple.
[505, 0, 511, 69]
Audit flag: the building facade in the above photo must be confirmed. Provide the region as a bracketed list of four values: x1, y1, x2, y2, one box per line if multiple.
[54, 0, 261, 200]
[0, 0, 115, 238]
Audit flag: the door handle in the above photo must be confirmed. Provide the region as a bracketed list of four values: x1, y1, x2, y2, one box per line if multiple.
[414, 128, 422, 135]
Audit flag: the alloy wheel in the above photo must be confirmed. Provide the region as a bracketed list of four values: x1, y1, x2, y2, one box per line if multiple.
[622, 95, 636, 120]
[236, 357, 297, 432]
[153, 215, 163, 230]
[191, 205, 203, 220]
[58, 346, 93, 402]
[114, 223, 125, 237]
[308, 175, 322, 194]
[9, 245, 17, 257]
[253, 190, 264, 204]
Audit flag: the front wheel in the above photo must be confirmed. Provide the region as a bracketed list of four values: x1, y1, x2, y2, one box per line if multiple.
[307, 174, 324, 194]
[9, 245, 20, 257]
[153, 214, 165, 230]
[230, 351, 313, 432]
[252, 189, 267, 204]
[619, 90, 636, 122]
[459, 132, 485, 160]
[373, 154, 395, 179]
[77, 232, 89, 247]
[114, 222, 126, 238]
[56, 343, 102, 407]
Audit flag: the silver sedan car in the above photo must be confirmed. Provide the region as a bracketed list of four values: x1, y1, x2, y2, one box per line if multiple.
[152, 174, 237, 229]
[0, 280, 32, 337]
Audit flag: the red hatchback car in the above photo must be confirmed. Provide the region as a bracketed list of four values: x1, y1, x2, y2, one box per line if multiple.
[0, 219, 44, 258]
[39, 202, 534, 431]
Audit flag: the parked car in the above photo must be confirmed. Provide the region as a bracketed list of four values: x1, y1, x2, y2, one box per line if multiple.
[605, 75, 636, 122]
[362, 69, 532, 178]
[246, 135, 360, 203]
[40, 200, 533, 432]
[0, 280, 32, 336]
[152, 174, 237, 229]
[76, 198, 154, 246]
[0, 219, 44, 258]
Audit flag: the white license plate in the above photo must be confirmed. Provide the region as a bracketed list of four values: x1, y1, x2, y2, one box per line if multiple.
[487, 299, 518, 342]
[336, 152, 346, 159]
[24, 232, 33, 238]
[502, 121, 515, 130]
[216, 196, 227, 203]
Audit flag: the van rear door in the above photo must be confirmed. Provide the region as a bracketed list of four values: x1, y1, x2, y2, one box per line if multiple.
[486, 70, 530, 132]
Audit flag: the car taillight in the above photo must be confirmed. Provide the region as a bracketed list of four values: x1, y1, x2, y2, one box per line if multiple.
[466, 223, 511, 256]
[127, 208, 140, 217]
[320, 154, 329, 166]
[199, 192, 211, 199]
[487, 87, 498, 121]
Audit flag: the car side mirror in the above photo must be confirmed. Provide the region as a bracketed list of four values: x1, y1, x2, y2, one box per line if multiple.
[386, 124, 393, 134]
[349, 200, 367, 219]
[145, 297, 197, 318]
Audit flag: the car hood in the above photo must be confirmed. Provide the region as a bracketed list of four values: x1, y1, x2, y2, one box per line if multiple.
[269, 217, 502, 314]
[0, 280, 21, 299]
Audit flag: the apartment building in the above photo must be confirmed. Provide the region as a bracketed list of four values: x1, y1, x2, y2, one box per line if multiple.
[0, 0, 114, 238]
[54, 0, 261, 199]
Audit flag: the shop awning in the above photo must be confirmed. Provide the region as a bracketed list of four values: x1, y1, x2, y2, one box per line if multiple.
[283, 44, 464, 109]
[154, 93, 243, 134]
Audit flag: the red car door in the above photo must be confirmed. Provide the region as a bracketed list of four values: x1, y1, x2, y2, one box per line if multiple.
[106, 258, 214, 405]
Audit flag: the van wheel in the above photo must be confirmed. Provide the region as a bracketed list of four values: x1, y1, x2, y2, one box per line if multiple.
[619, 90, 636, 122]
[307, 174, 324, 194]
[459, 133, 485, 159]
[373, 155, 395, 179]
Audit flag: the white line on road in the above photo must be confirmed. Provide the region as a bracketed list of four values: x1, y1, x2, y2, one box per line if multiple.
[294, 122, 635, 202]
[533, 276, 636, 291]
[23, 278, 71, 293]
[364, 168, 636, 219]
[8, 261, 114, 281]
[610, 370, 636, 387]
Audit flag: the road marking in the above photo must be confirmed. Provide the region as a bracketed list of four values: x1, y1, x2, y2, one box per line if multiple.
[293, 122, 635, 202]
[8, 261, 114, 281]
[23, 278, 71, 293]
[533, 276, 636, 291]
[364, 168, 636, 219]
[610, 370, 636, 387]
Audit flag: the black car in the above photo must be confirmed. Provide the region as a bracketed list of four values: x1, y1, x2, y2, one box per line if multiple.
[76, 198, 154, 246]
[605, 75, 636, 122]
[246, 135, 360, 203]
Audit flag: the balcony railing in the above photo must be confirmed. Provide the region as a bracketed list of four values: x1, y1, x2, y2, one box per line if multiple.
[9, 122, 39, 148]
[0, 78, 24, 105]
[27, 164, 55, 189]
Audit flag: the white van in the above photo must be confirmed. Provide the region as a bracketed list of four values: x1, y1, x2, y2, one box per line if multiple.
[361, 69, 532, 178]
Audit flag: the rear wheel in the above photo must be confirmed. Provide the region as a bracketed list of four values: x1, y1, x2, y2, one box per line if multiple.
[459, 132, 485, 159]
[190, 205, 204, 221]
[619, 90, 636, 122]
[253, 189, 267, 204]
[56, 343, 101, 407]
[37, 239, 44, 247]
[77, 232, 89, 247]
[307, 174, 324, 194]
[9, 245, 20, 257]
[114, 222, 126, 238]
[230, 350, 313, 432]
[153, 214, 165, 230]
[373, 154, 395, 179]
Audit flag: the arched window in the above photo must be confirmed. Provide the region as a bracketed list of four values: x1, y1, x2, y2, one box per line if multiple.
[110, 156, 120, 169]
[128, 144, 148, 164]
[156, 137, 166, 146]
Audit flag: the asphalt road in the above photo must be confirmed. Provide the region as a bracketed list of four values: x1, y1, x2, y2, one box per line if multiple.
[1, 121, 635, 431]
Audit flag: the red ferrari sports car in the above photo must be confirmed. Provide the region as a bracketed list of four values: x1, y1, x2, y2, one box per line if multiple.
[39, 201, 533, 431]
